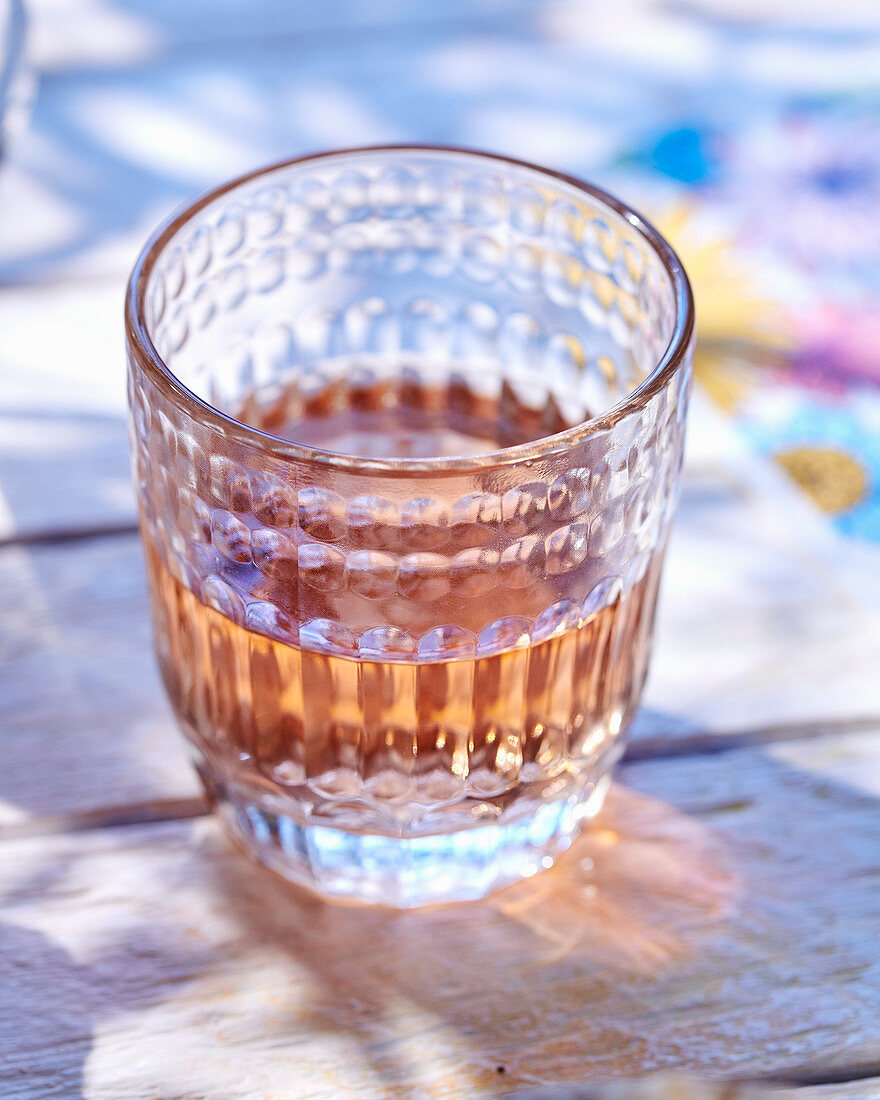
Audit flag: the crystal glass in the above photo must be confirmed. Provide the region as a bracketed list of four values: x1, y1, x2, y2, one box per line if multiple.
[126, 147, 694, 907]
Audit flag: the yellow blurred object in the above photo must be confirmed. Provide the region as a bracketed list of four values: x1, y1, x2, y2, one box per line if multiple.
[654, 206, 792, 416]
[692, 349, 756, 413]
[656, 206, 788, 351]
[775, 445, 869, 514]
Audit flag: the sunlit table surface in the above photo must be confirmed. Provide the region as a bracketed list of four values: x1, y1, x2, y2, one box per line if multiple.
[2, 2, 880, 1097]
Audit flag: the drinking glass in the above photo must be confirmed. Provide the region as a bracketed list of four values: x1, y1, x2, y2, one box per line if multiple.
[126, 147, 694, 907]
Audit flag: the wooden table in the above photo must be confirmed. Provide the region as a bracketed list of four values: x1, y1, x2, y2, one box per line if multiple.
[2, 3, 880, 1096]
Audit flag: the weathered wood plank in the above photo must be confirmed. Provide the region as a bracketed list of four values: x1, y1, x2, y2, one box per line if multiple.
[2, 440, 879, 826]
[0, 536, 198, 824]
[1, 731, 879, 1098]
[646, 461, 880, 736]
[0, 281, 132, 541]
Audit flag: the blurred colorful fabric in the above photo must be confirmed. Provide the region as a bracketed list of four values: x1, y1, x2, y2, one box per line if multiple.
[640, 100, 880, 541]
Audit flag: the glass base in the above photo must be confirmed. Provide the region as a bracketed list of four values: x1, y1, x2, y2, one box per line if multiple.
[213, 775, 612, 908]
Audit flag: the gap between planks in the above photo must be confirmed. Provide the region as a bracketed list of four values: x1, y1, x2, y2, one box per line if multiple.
[2, 525, 880, 841]
[0, 519, 140, 549]
[777, 1065, 880, 1090]
[1, 712, 879, 844]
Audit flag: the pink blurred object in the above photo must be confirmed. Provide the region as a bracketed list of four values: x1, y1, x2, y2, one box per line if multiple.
[788, 302, 880, 391]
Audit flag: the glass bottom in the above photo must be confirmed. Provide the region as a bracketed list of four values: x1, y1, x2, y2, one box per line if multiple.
[211, 771, 613, 908]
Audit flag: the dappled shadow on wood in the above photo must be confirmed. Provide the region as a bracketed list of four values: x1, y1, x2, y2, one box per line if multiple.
[0, 828, 216, 1097]
[0, 911, 216, 1098]
[204, 784, 736, 1093]
[2, 746, 880, 1095]
[0, 922, 91, 1098]
[0, 534, 199, 826]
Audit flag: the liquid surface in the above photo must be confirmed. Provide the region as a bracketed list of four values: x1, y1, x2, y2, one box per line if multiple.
[230, 358, 582, 459]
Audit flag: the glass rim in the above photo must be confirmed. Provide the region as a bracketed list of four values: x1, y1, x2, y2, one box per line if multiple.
[125, 144, 694, 475]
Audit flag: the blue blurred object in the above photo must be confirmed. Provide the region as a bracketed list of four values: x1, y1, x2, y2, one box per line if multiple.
[649, 126, 716, 184]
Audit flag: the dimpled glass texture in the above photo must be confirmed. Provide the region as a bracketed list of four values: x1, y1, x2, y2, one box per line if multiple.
[126, 147, 694, 907]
